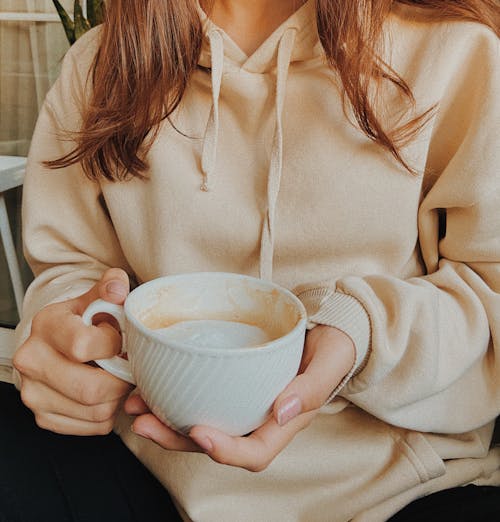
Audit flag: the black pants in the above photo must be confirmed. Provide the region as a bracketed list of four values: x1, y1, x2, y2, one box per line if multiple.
[387, 485, 500, 522]
[0, 382, 182, 522]
[1, 382, 499, 522]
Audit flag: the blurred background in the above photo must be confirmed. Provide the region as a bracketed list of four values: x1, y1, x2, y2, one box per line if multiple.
[0, 0, 72, 326]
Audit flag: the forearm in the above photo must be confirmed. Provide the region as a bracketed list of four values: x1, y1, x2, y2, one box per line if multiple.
[303, 259, 500, 433]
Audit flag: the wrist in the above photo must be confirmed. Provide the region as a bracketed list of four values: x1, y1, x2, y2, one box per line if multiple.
[296, 288, 371, 375]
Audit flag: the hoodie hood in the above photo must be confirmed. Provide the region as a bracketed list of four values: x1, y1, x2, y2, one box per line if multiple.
[197, 0, 322, 73]
[196, 0, 322, 281]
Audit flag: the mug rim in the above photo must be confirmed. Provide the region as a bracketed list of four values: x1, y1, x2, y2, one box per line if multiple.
[123, 272, 307, 357]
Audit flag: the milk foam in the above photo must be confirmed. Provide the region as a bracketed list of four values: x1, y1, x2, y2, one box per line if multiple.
[155, 319, 271, 349]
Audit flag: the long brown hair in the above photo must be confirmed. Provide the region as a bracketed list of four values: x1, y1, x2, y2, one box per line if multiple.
[47, 0, 500, 180]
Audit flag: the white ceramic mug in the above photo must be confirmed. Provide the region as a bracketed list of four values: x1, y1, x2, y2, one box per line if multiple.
[82, 272, 307, 436]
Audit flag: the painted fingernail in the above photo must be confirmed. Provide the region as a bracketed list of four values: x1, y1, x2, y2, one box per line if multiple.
[106, 281, 128, 298]
[194, 436, 213, 453]
[277, 394, 302, 426]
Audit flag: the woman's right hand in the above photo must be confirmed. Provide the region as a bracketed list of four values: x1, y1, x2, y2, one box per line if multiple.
[13, 268, 134, 435]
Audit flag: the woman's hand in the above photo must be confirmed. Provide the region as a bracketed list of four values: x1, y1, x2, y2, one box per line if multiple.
[13, 268, 134, 435]
[125, 325, 355, 471]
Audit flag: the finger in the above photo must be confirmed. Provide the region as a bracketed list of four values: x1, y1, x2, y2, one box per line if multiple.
[20, 378, 122, 423]
[131, 414, 201, 452]
[124, 394, 150, 415]
[189, 410, 316, 472]
[34, 411, 116, 436]
[14, 339, 132, 405]
[33, 309, 123, 362]
[96, 267, 131, 305]
[273, 327, 355, 426]
[65, 269, 130, 341]
[43, 268, 130, 358]
[72, 268, 131, 314]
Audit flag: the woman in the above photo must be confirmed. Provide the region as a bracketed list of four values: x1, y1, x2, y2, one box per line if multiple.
[5, 0, 500, 520]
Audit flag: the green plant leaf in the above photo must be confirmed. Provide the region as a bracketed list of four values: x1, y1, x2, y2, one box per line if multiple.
[95, 0, 106, 25]
[87, 0, 95, 26]
[88, 0, 106, 27]
[52, 0, 75, 45]
[73, 0, 91, 40]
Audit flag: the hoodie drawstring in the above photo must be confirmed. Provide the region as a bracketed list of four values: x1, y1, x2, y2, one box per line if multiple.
[201, 27, 297, 280]
[201, 30, 224, 192]
[259, 28, 297, 281]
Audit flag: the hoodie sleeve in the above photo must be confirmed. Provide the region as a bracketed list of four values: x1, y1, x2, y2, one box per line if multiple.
[296, 27, 500, 433]
[14, 29, 132, 353]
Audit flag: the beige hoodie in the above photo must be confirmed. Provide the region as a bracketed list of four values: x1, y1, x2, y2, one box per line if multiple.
[16, 1, 500, 520]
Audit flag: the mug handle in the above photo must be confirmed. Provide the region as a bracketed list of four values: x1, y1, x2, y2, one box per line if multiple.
[81, 299, 135, 385]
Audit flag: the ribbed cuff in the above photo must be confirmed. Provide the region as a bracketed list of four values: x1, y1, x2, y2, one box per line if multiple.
[297, 287, 371, 402]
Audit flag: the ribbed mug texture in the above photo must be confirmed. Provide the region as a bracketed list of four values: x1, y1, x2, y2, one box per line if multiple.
[124, 273, 307, 436]
[128, 326, 305, 435]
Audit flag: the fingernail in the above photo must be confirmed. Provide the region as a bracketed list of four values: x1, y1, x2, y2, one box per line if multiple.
[194, 436, 213, 453]
[277, 394, 302, 426]
[106, 281, 127, 298]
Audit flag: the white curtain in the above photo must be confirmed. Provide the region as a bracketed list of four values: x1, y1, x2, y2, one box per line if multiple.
[0, 0, 71, 324]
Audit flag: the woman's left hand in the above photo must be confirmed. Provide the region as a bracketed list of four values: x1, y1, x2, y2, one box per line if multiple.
[124, 325, 355, 472]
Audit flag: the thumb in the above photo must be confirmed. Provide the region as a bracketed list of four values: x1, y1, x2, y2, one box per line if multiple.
[273, 326, 355, 427]
[75, 268, 130, 312]
[272, 373, 325, 428]
[97, 268, 130, 304]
